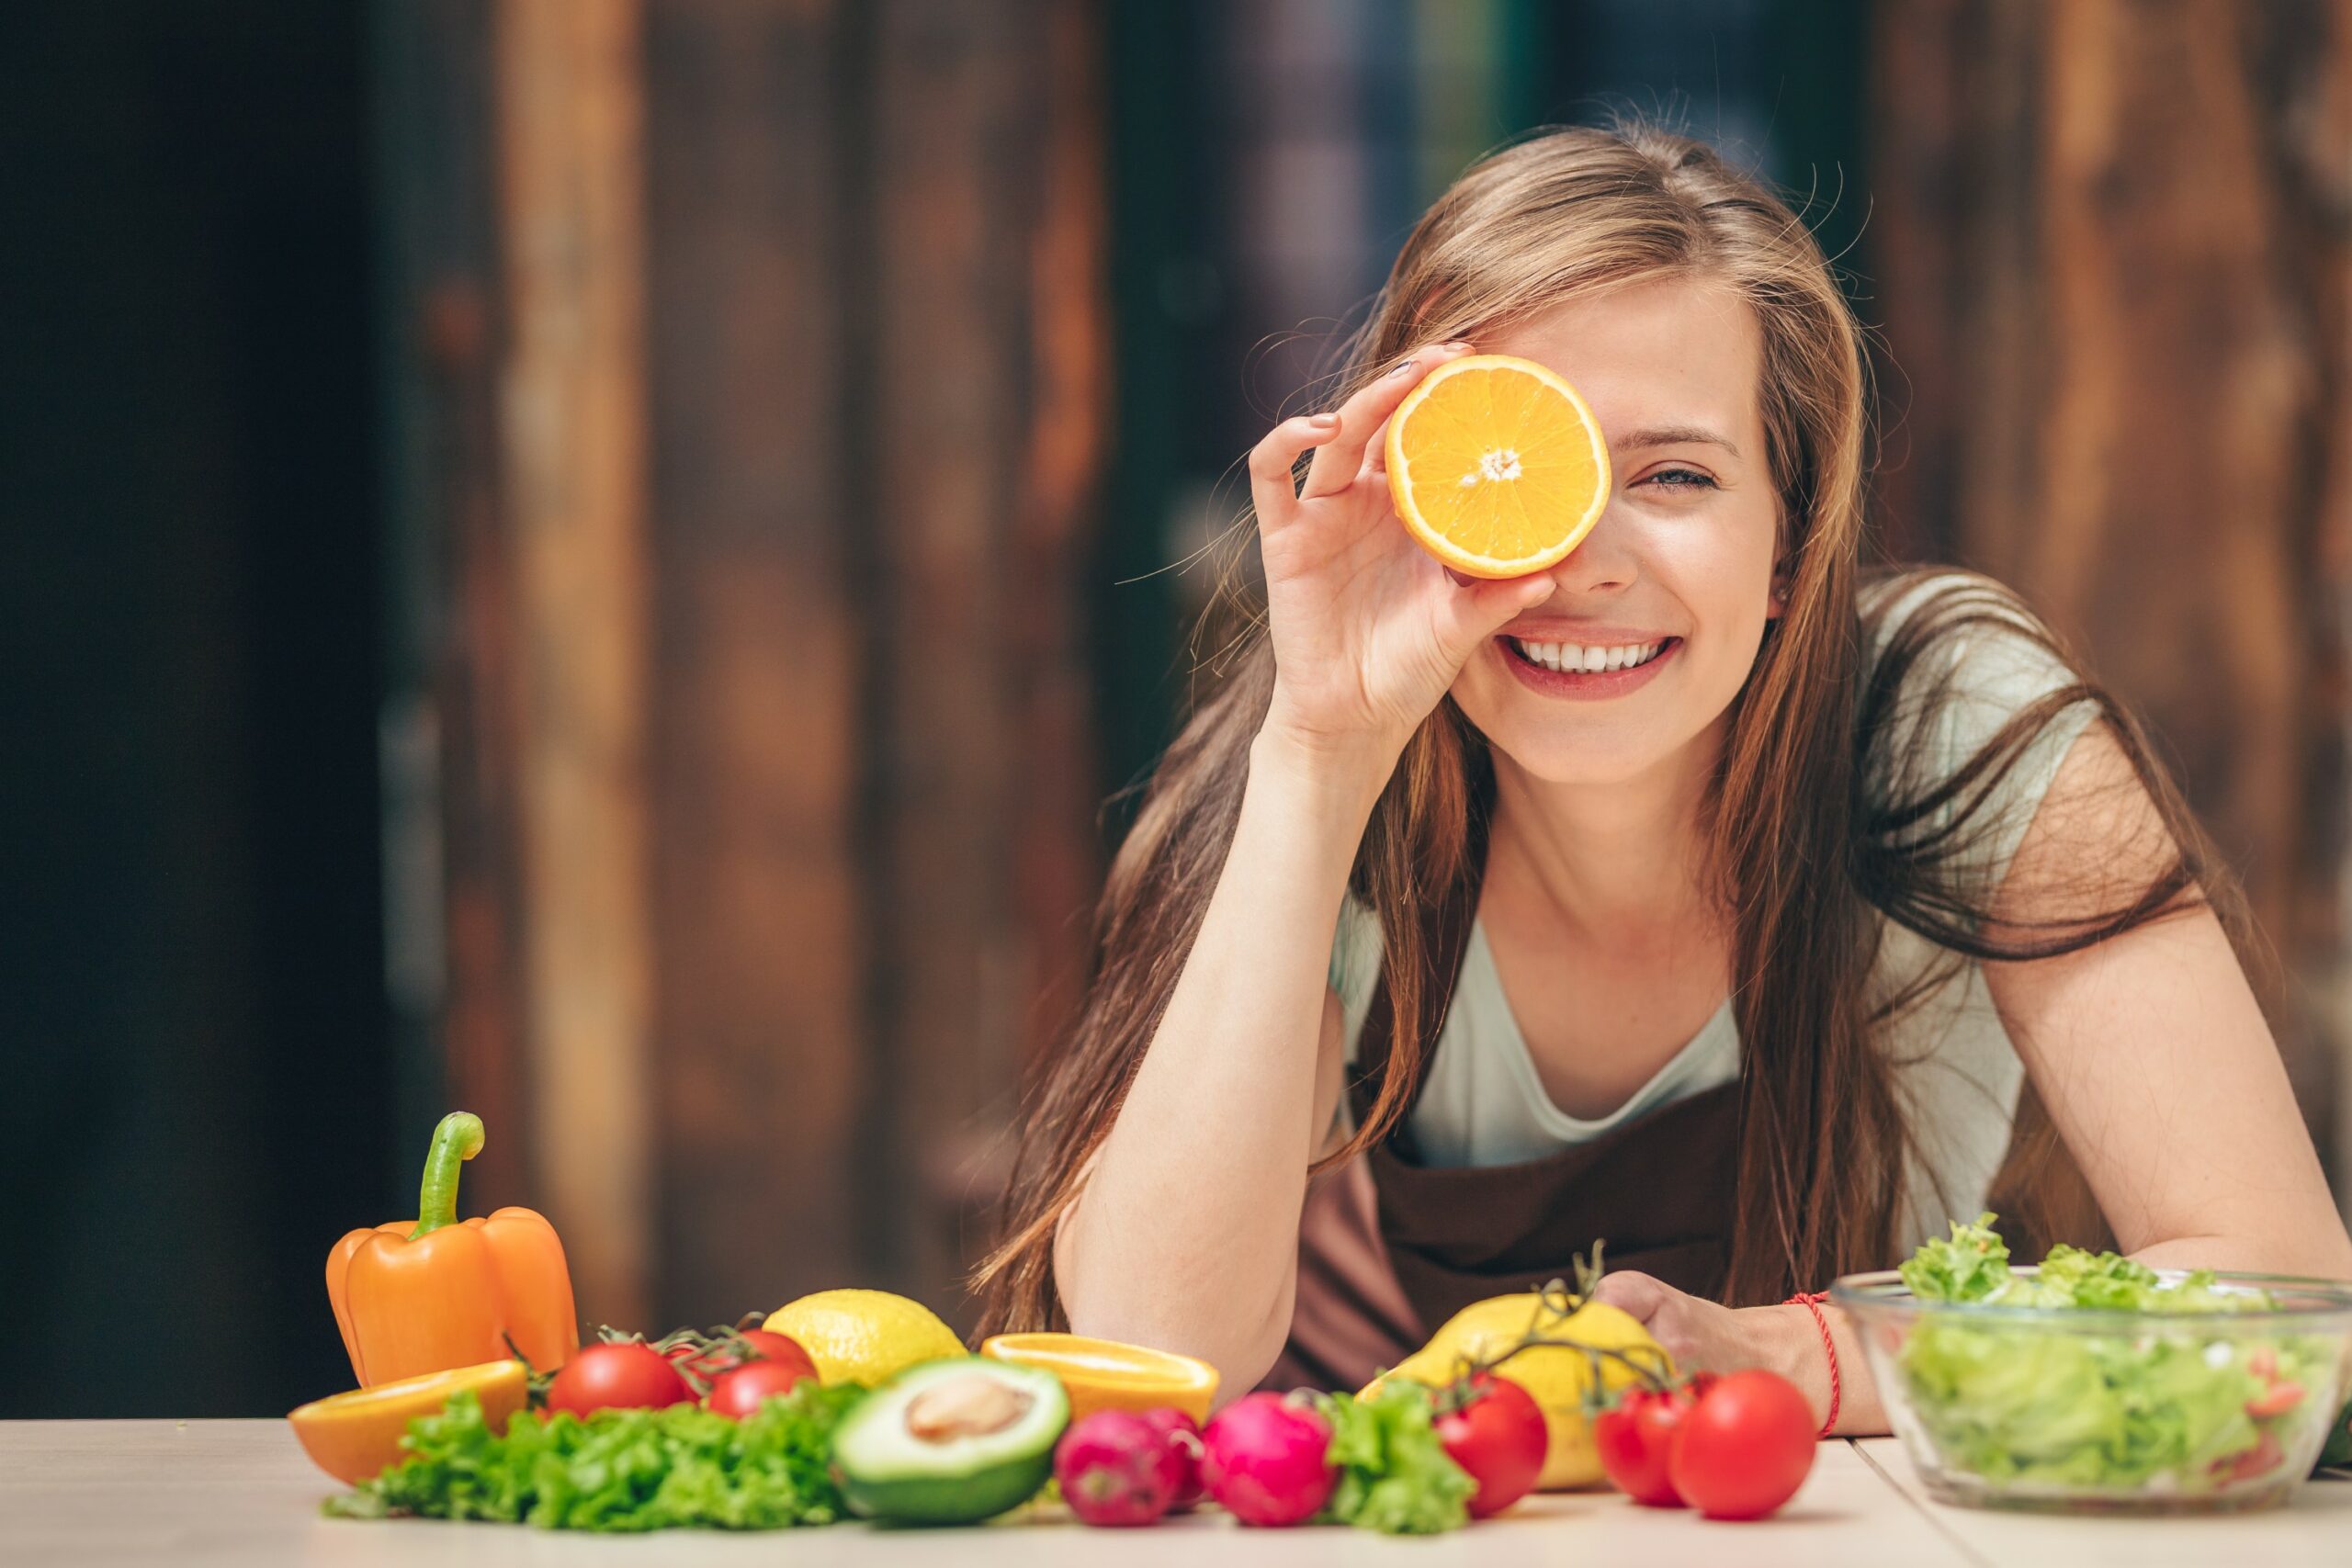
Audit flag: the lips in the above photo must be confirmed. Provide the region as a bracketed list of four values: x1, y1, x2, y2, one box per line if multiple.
[1497, 634, 1682, 699]
[1506, 636, 1669, 674]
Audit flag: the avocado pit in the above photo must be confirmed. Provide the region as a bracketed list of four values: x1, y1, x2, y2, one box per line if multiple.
[904, 1372, 1035, 1442]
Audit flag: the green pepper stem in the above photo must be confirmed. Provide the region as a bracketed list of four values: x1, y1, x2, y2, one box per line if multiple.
[408, 1112, 486, 1238]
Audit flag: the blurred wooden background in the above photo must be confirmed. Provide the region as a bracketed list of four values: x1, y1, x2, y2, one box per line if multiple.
[377, 0, 1108, 1335]
[6, 0, 2347, 1417]
[377, 0, 2352, 1335]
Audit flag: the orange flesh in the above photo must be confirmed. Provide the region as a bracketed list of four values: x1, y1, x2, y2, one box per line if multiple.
[1388, 355, 1610, 575]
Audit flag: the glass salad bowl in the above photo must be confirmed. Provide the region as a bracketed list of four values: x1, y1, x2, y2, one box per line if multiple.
[1832, 1267, 2352, 1515]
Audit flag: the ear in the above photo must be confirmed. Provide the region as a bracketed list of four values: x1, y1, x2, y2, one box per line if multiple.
[1766, 559, 1792, 619]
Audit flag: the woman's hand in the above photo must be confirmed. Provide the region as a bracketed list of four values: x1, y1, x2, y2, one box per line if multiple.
[1249, 340, 1559, 771]
[1590, 1270, 1879, 1437]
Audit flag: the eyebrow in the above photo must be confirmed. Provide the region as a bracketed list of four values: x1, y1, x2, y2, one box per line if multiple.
[1614, 424, 1742, 460]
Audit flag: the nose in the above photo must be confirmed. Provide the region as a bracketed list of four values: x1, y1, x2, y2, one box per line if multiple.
[1544, 502, 1637, 594]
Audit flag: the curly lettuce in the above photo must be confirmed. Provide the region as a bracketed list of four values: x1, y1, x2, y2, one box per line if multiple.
[326, 1382, 865, 1530]
[1314, 1382, 1477, 1536]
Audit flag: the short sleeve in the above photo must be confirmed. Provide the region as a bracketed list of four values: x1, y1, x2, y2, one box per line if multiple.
[1859, 573, 2101, 1242]
[1858, 571, 2102, 907]
[1328, 895, 1385, 1069]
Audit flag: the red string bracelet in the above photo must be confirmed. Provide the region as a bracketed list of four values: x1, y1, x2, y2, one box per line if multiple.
[1784, 1291, 1840, 1437]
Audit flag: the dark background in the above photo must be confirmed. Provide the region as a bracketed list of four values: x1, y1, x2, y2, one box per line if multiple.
[2, 6, 390, 1415]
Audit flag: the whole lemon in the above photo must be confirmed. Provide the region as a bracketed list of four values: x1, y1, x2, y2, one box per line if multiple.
[1368, 1290, 1671, 1490]
[766, 1289, 967, 1389]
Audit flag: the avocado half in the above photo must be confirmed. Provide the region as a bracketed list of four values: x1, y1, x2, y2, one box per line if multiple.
[831, 1357, 1070, 1526]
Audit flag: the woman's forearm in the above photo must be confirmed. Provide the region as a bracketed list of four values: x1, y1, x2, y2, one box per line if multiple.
[1055, 729, 1389, 1387]
[2130, 1230, 2352, 1280]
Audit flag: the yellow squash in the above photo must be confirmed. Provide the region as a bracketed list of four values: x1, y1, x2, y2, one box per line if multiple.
[1367, 1289, 1670, 1490]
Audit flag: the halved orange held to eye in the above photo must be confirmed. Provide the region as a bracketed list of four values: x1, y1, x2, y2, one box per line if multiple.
[1385, 354, 1611, 579]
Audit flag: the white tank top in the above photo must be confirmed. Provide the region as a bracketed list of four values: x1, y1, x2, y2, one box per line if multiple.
[1328, 570, 2099, 1249]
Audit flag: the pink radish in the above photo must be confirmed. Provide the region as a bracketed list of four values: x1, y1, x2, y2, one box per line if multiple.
[1200, 1393, 1334, 1528]
[1055, 1411, 1184, 1528]
[1139, 1407, 1205, 1511]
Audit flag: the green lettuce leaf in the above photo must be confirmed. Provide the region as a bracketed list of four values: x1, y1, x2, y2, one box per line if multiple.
[1900, 1213, 2013, 1303]
[1315, 1383, 1476, 1536]
[325, 1382, 865, 1531]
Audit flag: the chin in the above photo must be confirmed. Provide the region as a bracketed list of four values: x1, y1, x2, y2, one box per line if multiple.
[1481, 728, 1675, 786]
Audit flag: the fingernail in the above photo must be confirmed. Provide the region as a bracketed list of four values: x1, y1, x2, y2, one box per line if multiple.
[1442, 340, 1472, 352]
[1308, 412, 1339, 428]
[1389, 356, 1419, 378]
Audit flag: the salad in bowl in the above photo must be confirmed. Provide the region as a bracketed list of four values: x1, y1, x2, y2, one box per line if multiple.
[1834, 1216, 2352, 1514]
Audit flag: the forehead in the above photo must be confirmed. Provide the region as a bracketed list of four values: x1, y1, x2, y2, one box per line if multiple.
[1479, 276, 1763, 449]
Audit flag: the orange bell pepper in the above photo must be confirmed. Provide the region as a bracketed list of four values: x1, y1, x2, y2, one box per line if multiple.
[325, 1111, 580, 1386]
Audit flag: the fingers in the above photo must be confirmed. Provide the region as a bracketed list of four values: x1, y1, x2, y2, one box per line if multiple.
[1248, 412, 1342, 532]
[1588, 1269, 1672, 1319]
[1361, 411, 1395, 479]
[1299, 339, 1473, 501]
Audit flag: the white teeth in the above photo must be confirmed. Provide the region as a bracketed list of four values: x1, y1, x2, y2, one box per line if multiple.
[1510, 637, 1668, 673]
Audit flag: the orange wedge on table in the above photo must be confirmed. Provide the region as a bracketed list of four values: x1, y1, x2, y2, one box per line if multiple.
[288, 1359, 527, 1485]
[1385, 353, 1611, 579]
[979, 1333, 1220, 1425]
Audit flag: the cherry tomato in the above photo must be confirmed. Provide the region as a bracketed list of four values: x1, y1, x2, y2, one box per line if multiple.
[1666, 1369, 1815, 1521]
[2245, 1381, 2304, 1420]
[1595, 1381, 1703, 1507]
[682, 1328, 817, 1380]
[1432, 1373, 1548, 1518]
[546, 1341, 695, 1417]
[2226, 1430, 2285, 1483]
[706, 1359, 817, 1419]
[663, 1328, 820, 1394]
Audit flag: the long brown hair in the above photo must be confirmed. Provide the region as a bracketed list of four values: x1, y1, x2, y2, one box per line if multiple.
[974, 118, 2243, 1333]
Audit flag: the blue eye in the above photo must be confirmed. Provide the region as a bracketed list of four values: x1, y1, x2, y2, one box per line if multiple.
[1640, 467, 1716, 489]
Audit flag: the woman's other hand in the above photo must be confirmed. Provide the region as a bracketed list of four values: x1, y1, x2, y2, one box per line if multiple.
[1589, 1269, 1876, 1436]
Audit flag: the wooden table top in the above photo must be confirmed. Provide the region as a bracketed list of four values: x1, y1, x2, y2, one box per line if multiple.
[6, 1419, 2350, 1566]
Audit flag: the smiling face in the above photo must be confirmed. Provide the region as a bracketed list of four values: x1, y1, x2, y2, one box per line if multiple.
[1447, 275, 1781, 786]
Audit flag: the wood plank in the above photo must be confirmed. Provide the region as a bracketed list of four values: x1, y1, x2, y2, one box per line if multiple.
[492, 0, 654, 1331]
[2310, 0, 2352, 1207]
[1008, 0, 1111, 1105]
[1860, 1436, 2352, 1566]
[865, 0, 1108, 1324]
[640, 0, 868, 1323]
[0, 1423, 1978, 1566]
[379, 0, 534, 1211]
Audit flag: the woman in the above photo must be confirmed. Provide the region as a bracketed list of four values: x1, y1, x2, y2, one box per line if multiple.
[974, 120, 2352, 1435]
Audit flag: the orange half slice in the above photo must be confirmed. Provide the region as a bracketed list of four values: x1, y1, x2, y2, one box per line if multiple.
[1385, 354, 1611, 579]
[288, 1359, 527, 1485]
[978, 1332, 1219, 1425]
